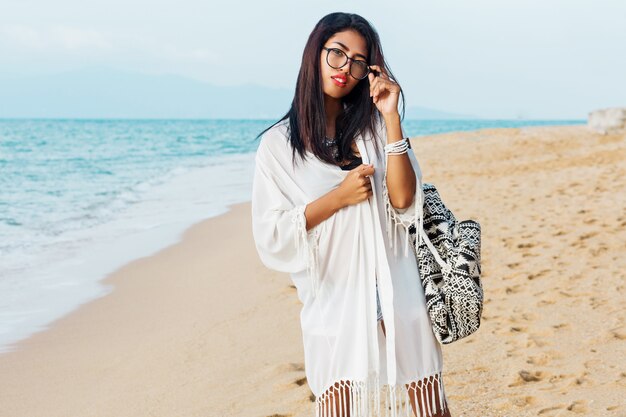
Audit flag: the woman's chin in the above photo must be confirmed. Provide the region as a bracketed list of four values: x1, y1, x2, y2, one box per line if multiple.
[324, 89, 349, 100]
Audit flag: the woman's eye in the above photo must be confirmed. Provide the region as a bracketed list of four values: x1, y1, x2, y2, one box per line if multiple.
[331, 49, 344, 56]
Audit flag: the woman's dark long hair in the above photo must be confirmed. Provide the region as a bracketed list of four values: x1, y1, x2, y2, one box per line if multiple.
[254, 12, 406, 168]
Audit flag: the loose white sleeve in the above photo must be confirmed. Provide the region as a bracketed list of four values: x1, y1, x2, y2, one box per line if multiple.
[251, 145, 321, 296]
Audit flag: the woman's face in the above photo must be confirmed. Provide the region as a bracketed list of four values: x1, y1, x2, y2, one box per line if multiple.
[320, 29, 369, 99]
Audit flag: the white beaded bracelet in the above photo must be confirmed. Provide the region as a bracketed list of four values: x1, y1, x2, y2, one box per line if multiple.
[384, 137, 409, 155]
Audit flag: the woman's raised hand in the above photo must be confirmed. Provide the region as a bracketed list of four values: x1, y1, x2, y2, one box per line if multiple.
[368, 64, 401, 118]
[335, 164, 375, 208]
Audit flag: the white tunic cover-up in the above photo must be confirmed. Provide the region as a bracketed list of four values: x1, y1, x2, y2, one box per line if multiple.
[251, 117, 448, 417]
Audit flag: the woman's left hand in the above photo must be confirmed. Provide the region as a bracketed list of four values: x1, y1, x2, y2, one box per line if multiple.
[367, 65, 400, 118]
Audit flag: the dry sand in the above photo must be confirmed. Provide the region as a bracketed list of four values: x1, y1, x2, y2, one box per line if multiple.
[0, 125, 624, 416]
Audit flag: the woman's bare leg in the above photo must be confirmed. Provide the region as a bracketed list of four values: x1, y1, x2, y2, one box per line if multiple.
[381, 320, 451, 417]
[318, 380, 351, 417]
[406, 378, 452, 417]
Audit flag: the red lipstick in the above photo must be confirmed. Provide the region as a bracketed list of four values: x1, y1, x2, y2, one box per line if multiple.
[331, 74, 347, 87]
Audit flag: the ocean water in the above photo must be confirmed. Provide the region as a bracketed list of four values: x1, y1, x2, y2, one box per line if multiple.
[0, 118, 584, 353]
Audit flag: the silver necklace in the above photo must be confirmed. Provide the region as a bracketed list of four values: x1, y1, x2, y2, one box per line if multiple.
[323, 136, 337, 146]
[323, 130, 342, 160]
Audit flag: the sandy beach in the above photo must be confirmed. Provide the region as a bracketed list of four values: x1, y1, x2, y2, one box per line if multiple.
[0, 124, 624, 416]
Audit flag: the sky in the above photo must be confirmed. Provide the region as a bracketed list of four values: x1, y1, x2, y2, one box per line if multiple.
[1, 0, 625, 119]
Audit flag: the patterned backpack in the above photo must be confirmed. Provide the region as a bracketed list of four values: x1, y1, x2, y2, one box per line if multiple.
[409, 183, 484, 345]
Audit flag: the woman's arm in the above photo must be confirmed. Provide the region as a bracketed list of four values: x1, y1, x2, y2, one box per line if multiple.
[366, 64, 417, 210]
[304, 188, 344, 231]
[383, 113, 416, 209]
[304, 161, 377, 231]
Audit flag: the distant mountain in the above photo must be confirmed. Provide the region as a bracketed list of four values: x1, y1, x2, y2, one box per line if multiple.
[0, 67, 477, 120]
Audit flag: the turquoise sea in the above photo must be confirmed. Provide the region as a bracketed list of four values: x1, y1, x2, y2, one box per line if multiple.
[0, 118, 585, 353]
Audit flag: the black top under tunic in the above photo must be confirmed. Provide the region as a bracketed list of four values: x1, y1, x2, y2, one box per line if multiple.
[339, 155, 363, 170]
[322, 135, 363, 171]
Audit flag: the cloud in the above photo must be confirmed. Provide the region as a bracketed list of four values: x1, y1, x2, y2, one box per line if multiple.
[0, 24, 46, 48]
[53, 26, 113, 50]
[0, 24, 218, 65]
[0, 24, 113, 50]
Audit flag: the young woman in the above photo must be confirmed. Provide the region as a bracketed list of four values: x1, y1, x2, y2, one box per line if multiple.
[252, 12, 452, 417]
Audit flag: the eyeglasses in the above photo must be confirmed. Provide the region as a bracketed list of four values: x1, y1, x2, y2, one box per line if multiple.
[322, 47, 370, 80]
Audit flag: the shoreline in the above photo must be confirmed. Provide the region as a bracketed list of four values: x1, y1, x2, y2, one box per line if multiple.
[0, 150, 257, 354]
[0, 201, 241, 355]
[0, 125, 624, 416]
[0, 201, 314, 416]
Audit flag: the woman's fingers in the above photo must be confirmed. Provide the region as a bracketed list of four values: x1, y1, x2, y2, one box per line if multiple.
[357, 164, 375, 176]
[371, 85, 379, 101]
[369, 64, 389, 80]
[368, 65, 399, 104]
[369, 76, 380, 96]
[370, 74, 389, 94]
[370, 77, 390, 102]
[370, 76, 383, 93]
[374, 84, 384, 102]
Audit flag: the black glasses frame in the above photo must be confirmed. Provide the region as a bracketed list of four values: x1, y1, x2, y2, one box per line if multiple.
[322, 47, 370, 80]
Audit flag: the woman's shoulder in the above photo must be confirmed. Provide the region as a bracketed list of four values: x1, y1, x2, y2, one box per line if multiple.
[257, 120, 290, 155]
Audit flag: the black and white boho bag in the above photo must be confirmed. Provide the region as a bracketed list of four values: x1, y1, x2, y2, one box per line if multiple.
[409, 183, 484, 345]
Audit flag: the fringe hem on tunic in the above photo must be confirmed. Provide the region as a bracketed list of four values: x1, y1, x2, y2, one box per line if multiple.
[314, 371, 448, 417]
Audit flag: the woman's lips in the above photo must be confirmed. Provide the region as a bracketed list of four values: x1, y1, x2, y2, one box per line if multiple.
[331, 76, 347, 87]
